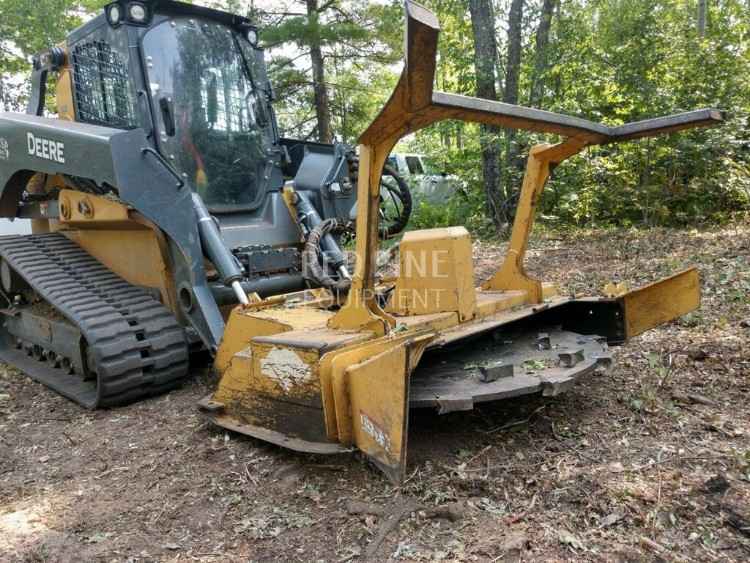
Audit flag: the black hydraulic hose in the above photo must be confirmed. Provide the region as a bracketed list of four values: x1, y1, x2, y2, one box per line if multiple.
[347, 157, 412, 238]
[301, 219, 351, 293]
[295, 191, 348, 269]
[379, 164, 412, 238]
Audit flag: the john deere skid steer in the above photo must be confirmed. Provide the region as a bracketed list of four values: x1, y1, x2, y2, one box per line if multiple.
[0, 0, 411, 407]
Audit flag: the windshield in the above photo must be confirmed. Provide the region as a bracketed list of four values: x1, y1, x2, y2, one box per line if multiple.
[142, 18, 272, 211]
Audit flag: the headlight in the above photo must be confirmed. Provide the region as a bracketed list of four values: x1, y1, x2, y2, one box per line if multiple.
[128, 2, 147, 23]
[106, 3, 122, 26]
[246, 28, 259, 47]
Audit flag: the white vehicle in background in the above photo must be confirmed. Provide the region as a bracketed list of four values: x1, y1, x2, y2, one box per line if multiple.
[386, 153, 455, 204]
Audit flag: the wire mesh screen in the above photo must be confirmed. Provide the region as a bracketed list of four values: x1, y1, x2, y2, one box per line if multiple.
[72, 41, 138, 129]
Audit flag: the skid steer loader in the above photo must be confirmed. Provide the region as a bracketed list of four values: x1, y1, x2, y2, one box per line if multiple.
[0, 1, 412, 407]
[198, 1, 723, 482]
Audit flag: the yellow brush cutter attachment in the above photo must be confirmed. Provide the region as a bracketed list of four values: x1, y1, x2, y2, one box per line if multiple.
[199, 1, 721, 482]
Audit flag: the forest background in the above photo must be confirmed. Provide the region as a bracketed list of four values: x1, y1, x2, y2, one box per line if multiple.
[1, 0, 748, 234]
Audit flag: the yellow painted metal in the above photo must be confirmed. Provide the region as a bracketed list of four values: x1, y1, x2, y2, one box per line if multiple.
[603, 282, 630, 298]
[397, 311, 459, 332]
[212, 337, 321, 410]
[212, 306, 366, 404]
[214, 306, 335, 374]
[55, 53, 76, 122]
[474, 290, 528, 317]
[621, 268, 700, 338]
[480, 140, 587, 301]
[211, 303, 452, 452]
[387, 227, 476, 321]
[344, 343, 410, 481]
[214, 307, 294, 374]
[209, 306, 381, 448]
[47, 55, 183, 310]
[61, 226, 177, 312]
[50, 190, 178, 312]
[250, 342, 322, 400]
[327, 6, 590, 329]
[480, 146, 550, 301]
[57, 189, 133, 227]
[321, 334, 411, 442]
[326, 5, 438, 334]
[280, 186, 305, 243]
[317, 332, 432, 482]
[211, 338, 330, 445]
[327, 143, 398, 336]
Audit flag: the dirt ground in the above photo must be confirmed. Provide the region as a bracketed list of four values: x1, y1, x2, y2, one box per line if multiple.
[1, 220, 749, 562]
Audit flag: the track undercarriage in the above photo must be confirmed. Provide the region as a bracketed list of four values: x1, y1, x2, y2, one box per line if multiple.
[0, 233, 189, 408]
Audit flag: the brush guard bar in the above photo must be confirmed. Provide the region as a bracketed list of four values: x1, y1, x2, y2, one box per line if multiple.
[328, 0, 723, 336]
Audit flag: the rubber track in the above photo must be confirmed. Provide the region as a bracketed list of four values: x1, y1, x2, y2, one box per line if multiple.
[0, 233, 189, 408]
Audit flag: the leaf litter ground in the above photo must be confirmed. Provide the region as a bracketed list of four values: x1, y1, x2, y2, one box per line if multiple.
[0, 220, 748, 561]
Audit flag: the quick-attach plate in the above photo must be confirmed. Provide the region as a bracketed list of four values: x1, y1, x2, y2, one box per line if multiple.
[410, 328, 612, 413]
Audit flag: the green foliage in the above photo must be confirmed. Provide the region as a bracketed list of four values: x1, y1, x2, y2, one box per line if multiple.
[404, 129, 500, 237]
[408, 0, 750, 229]
[0, 0, 106, 109]
[257, 0, 402, 142]
[0, 0, 747, 227]
[534, 0, 750, 227]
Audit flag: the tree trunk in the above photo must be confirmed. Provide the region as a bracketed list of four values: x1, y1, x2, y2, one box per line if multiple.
[501, 0, 525, 221]
[697, 0, 707, 37]
[306, 0, 333, 143]
[504, 0, 524, 108]
[469, 0, 504, 230]
[529, 0, 557, 108]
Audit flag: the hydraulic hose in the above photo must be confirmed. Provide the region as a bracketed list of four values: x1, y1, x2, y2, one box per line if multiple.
[346, 157, 412, 239]
[301, 219, 351, 293]
[378, 164, 412, 238]
[295, 191, 351, 282]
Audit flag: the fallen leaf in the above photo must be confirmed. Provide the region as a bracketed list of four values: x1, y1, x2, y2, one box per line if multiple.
[609, 461, 625, 473]
[599, 512, 624, 528]
[163, 543, 180, 551]
[559, 531, 585, 551]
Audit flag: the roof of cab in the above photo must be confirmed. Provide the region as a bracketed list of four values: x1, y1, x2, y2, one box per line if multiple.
[67, 0, 254, 44]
